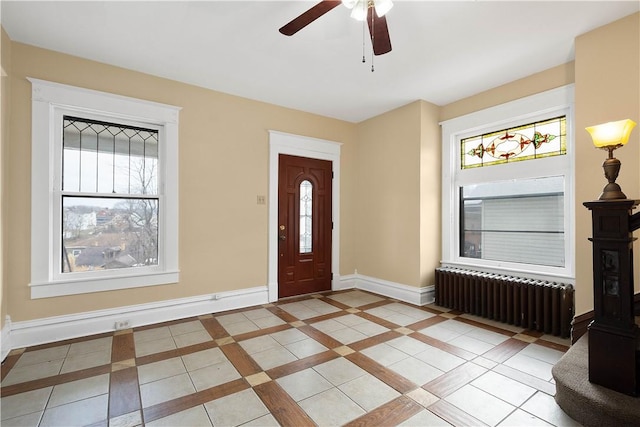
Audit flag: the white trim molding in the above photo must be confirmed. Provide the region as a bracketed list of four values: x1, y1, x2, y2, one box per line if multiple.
[1, 316, 12, 361]
[10, 287, 268, 349]
[268, 131, 342, 302]
[440, 85, 575, 283]
[338, 274, 435, 306]
[29, 78, 181, 298]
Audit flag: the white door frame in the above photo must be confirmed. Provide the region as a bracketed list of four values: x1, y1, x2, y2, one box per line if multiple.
[268, 131, 342, 302]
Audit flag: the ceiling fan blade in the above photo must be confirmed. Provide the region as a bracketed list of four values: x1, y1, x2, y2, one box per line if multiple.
[279, 0, 342, 36]
[367, 8, 392, 55]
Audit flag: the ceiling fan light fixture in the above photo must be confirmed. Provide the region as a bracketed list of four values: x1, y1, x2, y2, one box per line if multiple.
[342, 0, 358, 9]
[350, 0, 368, 21]
[347, 0, 393, 21]
[374, 0, 393, 17]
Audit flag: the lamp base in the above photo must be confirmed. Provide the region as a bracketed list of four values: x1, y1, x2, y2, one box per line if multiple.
[599, 156, 627, 200]
[599, 182, 627, 200]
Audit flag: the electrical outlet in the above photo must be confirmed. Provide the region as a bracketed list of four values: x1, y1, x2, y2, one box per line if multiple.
[114, 320, 131, 330]
[257, 195, 266, 205]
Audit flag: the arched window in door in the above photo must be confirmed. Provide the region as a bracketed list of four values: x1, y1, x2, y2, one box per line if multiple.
[300, 180, 312, 253]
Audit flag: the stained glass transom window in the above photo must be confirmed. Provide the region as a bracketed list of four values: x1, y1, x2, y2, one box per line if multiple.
[299, 180, 312, 254]
[461, 116, 566, 169]
[63, 116, 159, 195]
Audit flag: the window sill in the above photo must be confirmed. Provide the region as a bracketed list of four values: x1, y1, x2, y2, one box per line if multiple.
[30, 270, 180, 299]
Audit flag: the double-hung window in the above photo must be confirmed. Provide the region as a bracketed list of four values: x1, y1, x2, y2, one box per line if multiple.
[30, 79, 180, 298]
[441, 86, 575, 281]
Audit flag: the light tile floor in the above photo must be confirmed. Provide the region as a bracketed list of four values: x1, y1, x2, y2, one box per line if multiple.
[1, 290, 581, 426]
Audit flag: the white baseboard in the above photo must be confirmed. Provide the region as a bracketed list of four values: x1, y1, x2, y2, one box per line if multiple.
[10, 286, 269, 349]
[334, 274, 356, 291]
[9, 276, 435, 350]
[338, 274, 434, 306]
[1, 316, 12, 361]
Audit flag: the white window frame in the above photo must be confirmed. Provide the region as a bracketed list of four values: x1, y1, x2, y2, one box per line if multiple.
[29, 78, 181, 298]
[441, 85, 575, 283]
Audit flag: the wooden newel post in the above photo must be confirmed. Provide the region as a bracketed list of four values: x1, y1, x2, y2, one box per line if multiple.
[583, 199, 640, 396]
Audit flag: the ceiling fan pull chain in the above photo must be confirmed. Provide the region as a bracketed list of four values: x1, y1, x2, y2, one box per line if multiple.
[362, 18, 366, 63]
[370, 4, 375, 72]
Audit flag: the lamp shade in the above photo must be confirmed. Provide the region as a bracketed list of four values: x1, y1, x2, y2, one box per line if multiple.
[586, 119, 637, 148]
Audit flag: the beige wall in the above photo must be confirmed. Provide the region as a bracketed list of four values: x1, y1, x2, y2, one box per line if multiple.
[5, 42, 357, 322]
[574, 13, 640, 315]
[419, 101, 442, 287]
[355, 101, 423, 286]
[1, 27, 11, 330]
[440, 62, 575, 121]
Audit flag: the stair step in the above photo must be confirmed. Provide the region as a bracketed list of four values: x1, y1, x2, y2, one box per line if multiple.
[553, 333, 640, 426]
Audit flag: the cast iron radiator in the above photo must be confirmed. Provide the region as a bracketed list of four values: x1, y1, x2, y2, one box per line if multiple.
[435, 266, 574, 338]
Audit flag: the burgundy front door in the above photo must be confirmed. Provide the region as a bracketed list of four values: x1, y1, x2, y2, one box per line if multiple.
[278, 154, 332, 298]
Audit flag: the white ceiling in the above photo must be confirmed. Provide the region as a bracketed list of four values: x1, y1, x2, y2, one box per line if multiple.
[2, 1, 639, 122]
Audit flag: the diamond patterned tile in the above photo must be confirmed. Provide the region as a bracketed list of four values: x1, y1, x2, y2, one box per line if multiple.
[338, 374, 401, 411]
[139, 373, 195, 407]
[1, 290, 573, 427]
[299, 388, 366, 426]
[250, 346, 298, 371]
[188, 360, 241, 391]
[204, 388, 269, 426]
[276, 368, 333, 402]
[444, 384, 515, 426]
[40, 394, 108, 427]
[146, 405, 212, 427]
[361, 343, 409, 367]
[313, 357, 368, 386]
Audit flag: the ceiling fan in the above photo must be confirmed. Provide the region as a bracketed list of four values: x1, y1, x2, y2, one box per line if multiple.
[279, 0, 393, 56]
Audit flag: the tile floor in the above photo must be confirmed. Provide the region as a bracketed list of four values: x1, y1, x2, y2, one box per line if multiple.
[1, 290, 581, 426]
